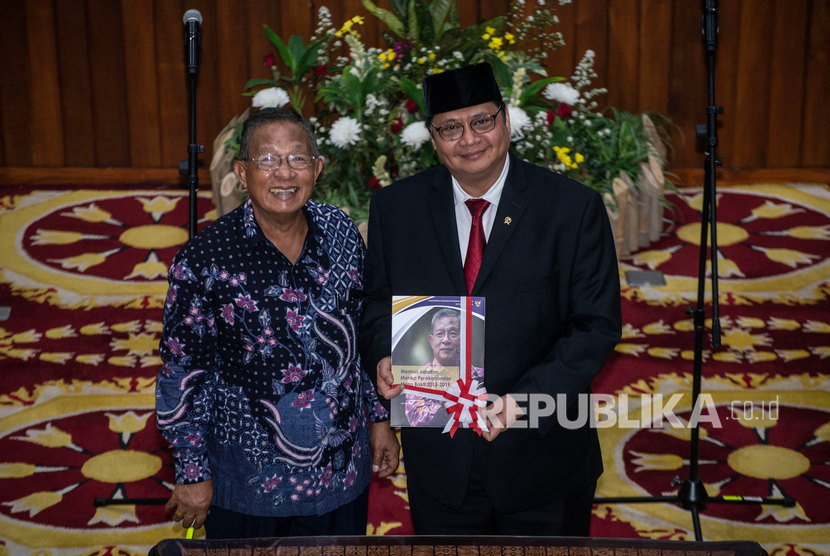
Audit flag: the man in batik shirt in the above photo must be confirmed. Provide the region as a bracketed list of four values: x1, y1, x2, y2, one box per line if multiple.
[156, 107, 398, 539]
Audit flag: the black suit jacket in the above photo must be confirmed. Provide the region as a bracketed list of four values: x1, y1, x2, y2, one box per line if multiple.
[359, 153, 622, 512]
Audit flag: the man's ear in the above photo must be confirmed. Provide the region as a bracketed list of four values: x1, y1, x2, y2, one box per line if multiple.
[312, 156, 324, 182]
[233, 160, 247, 189]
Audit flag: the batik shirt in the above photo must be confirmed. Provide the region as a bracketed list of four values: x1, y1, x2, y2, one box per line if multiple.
[156, 199, 388, 517]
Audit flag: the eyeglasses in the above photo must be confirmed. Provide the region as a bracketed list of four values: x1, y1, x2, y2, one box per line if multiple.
[431, 105, 504, 142]
[247, 152, 318, 172]
[432, 330, 460, 341]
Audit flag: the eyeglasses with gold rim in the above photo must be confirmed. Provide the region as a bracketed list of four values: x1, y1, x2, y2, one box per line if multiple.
[431, 105, 505, 142]
[246, 152, 318, 172]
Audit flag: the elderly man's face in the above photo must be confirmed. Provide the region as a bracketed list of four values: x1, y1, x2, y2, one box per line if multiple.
[234, 120, 322, 225]
[428, 315, 461, 367]
[430, 101, 510, 195]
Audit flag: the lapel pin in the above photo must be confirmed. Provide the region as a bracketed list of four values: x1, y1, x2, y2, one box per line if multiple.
[504, 217, 512, 225]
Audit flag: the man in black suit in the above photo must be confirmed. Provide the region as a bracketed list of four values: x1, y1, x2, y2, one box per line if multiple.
[359, 63, 621, 535]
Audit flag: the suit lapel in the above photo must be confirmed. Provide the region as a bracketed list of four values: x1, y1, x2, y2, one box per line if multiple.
[473, 155, 529, 293]
[427, 170, 468, 294]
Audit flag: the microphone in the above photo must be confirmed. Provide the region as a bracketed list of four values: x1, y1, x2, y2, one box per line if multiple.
[701, 0, 718, 54]
[183, 9, 202, 77]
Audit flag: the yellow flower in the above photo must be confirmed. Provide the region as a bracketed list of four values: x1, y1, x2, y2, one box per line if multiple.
[489, 37, 503, 50]
[505, 33, 516, 44]
[481, 33, 491, 40]
[485, 26, 496, 35]
[553, 146, 582, 170]
[335, 15, 364, 39]
[428, 53, 436, 61]
[418, 57, 426, 64]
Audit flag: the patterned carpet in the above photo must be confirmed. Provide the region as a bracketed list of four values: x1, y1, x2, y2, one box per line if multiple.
[0, 183, 827, 555]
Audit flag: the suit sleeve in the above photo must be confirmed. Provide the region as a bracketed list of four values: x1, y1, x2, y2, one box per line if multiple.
[509, 189, 622, 436]
[358, 190, 393, 401]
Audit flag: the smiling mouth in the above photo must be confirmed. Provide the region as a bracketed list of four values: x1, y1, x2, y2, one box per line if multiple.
[270, 187, 299, 194]
[460, 150, 485, 160]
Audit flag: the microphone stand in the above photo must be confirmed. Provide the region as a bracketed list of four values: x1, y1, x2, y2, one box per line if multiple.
[593, 0, 794, 540]
[93, 11, 206, 516]
[178, 11, 204, 239]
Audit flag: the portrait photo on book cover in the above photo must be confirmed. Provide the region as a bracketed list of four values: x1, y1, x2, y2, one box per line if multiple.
[390, 296, 485, 428]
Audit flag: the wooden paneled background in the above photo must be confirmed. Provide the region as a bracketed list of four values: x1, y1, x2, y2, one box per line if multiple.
[0, 0, 828, 183]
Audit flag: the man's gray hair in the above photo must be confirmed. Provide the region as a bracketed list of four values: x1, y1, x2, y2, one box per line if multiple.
[237, 106, 321, 161]
[431, 308, 461, 332]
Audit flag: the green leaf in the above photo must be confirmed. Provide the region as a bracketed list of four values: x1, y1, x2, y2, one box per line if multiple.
[361, 0, 405, 37]
[389, 0, 408, 20]
[264, 26, 295, 73]
[399, 77, 425, 114]
[264, 25, 296, 75]
[342, 69, 363, 110]
[428, 0, 455, 40]
[407, 0, 421, 43]
[295, 39, 323, 76]
[244, 77, 278, 91]
[287, 35, 307, 68]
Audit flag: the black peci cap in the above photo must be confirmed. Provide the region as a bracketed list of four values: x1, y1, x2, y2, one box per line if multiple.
[422, 63, 503, 118]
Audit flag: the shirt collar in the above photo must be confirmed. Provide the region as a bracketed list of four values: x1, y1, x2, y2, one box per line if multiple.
[451, 153, 510, 207]
[240, 198, 321, 253]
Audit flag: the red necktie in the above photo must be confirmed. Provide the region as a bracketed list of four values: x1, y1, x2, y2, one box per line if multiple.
[464, 199, 490, 294]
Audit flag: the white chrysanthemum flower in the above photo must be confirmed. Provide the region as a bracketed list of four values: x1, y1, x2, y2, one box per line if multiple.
[543, 82, 580, 105]
[251, 87, 290, 108]
[507, 105, 531, 141]
[400, 122, 431, 149]
[329, 117, 362, 148]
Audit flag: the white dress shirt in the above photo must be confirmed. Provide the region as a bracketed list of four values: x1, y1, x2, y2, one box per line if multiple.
[452, 154, 510, 264]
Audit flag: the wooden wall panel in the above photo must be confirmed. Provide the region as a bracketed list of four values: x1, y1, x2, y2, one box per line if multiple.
[0, 0, 827, 177]
[55, 0, 95, 167]
[766, 0, 809, 168]
[121, 0, 162, 166]
[0, 2, 32, 166]
[606, 0, 640, 110]
[573, 0, 609, 94]
[86, 0, 130, 167]
[549, 1, 576, 80]
[155, 0, 188, 171]
[26, 0, 64, 166]
[666, 1, 704, 171]
[801, 0, 830, 166]
[637, 0, 671, 114]
[732, 3, 774, 169]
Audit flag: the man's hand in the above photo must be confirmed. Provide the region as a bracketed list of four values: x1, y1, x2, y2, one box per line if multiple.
[164, 480, 213, 530]
[370, 420, 400, 478]
[482, 394, 524, 442]
[376, 356, 403, 399]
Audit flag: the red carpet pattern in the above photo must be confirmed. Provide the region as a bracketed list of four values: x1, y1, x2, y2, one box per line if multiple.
[0, 184, 828, 555]
[593, 184, 830, 553]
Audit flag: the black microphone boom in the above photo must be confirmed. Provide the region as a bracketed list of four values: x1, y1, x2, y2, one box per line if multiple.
[180, 8, 204, 238]
[183, 9, 202, 77]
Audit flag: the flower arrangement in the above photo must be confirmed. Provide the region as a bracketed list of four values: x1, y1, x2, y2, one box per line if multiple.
[218, 0, 670, 225]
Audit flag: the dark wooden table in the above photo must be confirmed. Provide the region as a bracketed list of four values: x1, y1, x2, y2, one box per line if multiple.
[150, 535, 767, 556]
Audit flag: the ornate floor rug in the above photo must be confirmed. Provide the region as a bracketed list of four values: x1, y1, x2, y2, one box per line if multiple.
[0, 184, 827, 555]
